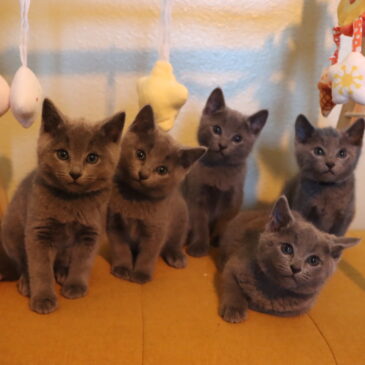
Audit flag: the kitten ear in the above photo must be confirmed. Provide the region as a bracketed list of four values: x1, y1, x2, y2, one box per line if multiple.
[203, 87, 225, 115]
[101, 112, 125, 143]
[268, 195, 294, 231]
[330, 236, 360, 260]
[344, 118, 365, 146]
[248, 109, 268, 135]
[41, 98, 64, 135]
[178, 147, 207, 169]
[295, 114, 315, 143]
[130, 105, 155, 134]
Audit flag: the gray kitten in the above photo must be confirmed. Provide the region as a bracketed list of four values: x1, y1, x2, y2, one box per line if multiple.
[285, 115, 364, 236]
[107, 105, 206, 284]
[219, 195, 359, 323]
[1, 99, 124, 314]
[183, 87, 268, 257]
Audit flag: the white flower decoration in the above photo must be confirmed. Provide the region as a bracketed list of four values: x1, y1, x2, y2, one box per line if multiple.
[328, 52, 365, 105]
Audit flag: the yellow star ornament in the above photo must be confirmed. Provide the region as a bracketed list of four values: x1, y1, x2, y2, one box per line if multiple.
[137, 60, 188, 131]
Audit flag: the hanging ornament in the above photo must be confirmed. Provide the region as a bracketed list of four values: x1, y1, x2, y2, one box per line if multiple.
[10, 0, 42, 128]
[137, 0, 188, 131]
[318, 27, 341, 117]
[0, 75, 10, 117]
[328, 17, 365, 105]
[338, 0, 365, 36]
[318, 68, 336, 117]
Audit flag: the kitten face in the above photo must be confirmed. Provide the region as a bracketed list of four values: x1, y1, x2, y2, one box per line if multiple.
[118, 105, 206, 199]
[257, 196, 359, 294]
[37, 99, 125, 194]
[294, 115, 364, 183]
[197, 88, 268, 166]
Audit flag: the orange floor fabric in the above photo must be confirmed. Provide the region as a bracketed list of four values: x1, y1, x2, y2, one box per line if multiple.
[1, 232, 365, 365]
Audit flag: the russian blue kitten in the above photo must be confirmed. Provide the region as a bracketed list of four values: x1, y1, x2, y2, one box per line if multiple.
[285, 115, 364, 236]
[219, 196, 359, 323]
[107, 105, 206, 284]
[182, 87, 268, 257]
[1, 99, 124, 314]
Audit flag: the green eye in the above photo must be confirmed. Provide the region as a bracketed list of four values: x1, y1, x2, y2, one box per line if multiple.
[156, 166, 168, 175]
[314, 147, 324, 156]
[136, 149, 146, 160]
[86, 153, 99, 164]
[337, 149, 347, 158]
[281, 243, 293, 255]
[212, 125, 222, 135]
[56, 149, 69, 160]
[307, 255, 320, 266]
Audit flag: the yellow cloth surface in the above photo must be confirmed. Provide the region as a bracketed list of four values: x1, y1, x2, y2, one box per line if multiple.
[1, 232, 365, 365]
[0, 258, 143, 365]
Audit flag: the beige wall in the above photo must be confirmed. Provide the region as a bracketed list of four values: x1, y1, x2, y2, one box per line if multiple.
[0, 0, 364, 228]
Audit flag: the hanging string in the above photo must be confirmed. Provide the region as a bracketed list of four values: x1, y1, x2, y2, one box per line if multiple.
[19, 0, 31, 67]
[159, 0, 172, 61]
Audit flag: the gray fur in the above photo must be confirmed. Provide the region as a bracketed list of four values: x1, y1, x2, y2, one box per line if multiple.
[1, 99, 124, 314]
[219, 196, 360, 323]
[285, 115, 364, 235]
[107, 105, 206, 284]
[183, 87, 268, 256]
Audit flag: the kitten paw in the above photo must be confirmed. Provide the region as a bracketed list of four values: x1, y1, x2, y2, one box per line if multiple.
[220, 305, 246, 323]
[55, 266, 68, 285]
[30, 295, 58, 314]
[163, 251, 187, 269]
[17, 275, 30, 297]
[187, 242, 209, 257]
[111, 266, 131, 280]
[61, 283, 88, 299]
[130, 271, 152, 284]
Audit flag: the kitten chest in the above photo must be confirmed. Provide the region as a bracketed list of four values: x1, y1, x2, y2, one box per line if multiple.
[297, 178, 355, 232]
[202, 184, 240, 221]
[236, 269, 315, 316]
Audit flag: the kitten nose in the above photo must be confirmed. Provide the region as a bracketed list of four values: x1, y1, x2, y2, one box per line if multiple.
[218, 143, 227, 150]
[290, 265, 301, 274]
[138, 171, 149, 180]
[326, 162, 335, 169]
[69, 172, 81, 181]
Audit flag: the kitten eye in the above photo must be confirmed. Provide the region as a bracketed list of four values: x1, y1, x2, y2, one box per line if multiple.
[136, 149, 146, 160]
[86, 153, 99, 164]
[156, 166, 168, 175]
[314, 147, 325, 156]
[337, 149, 347, 158]
[212, 125, 222, 135]
[307, 255, 320, 266]
[232, 135, 242, 143]
[281, 243, 294, 255]
[56, 149, 69, 161]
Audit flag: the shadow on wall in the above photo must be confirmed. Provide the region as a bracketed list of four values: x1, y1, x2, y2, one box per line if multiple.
[0, 0, 333, 205]
[176, 0, 334, 206]
[0, 156, 12, 217]
[248, 0, 333, 205]
[0, 156, 12, 191]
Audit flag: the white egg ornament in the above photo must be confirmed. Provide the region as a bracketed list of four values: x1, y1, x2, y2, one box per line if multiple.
[10, 65, 42, 128]
[0, 75, 10, 117]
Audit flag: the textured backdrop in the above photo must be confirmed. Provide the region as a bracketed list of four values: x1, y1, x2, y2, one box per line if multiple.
[0, 0, 363, 228]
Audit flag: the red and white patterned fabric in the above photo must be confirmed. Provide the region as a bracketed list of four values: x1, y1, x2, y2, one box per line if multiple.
[328, 17, 365, 106]
[319, 17, 365, 114]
